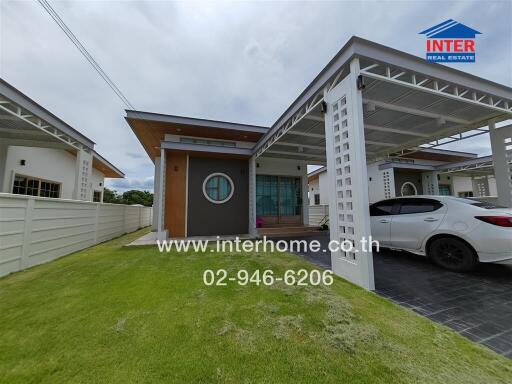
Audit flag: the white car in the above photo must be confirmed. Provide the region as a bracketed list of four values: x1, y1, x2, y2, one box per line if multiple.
[369, 196, 512, 272]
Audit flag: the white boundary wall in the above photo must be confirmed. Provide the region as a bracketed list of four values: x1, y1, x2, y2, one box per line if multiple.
[0, 193, 152, 277]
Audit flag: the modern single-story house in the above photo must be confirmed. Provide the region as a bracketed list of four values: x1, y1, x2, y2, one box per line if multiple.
[0, 79, 124, 202]
[127, 36, 512, 290]
[125, 112, 309, 237]
[308, 148, 499, 206]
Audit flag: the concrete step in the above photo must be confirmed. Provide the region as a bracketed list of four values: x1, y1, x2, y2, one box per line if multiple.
[257, 226, 324, 238]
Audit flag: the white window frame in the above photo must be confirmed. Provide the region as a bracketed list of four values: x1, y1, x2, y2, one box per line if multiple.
[202, 172, 234, 204]
[11, 173, 61, 198]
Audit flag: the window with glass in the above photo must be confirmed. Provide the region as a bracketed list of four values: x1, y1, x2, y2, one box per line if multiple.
[438, 184, 452, 196]
[256, 175, 301, 218]
[12, 174, 60, 198]
[314, 194, 320, 205]
[256, 175, 278, 216]
[203, 173, 234, 203]
[93, 190, 102, 202]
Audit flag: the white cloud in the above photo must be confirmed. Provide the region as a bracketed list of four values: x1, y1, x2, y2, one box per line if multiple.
[107, 176, 154, 194]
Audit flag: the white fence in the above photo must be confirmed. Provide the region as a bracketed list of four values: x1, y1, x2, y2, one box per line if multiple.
[308, 205, 329, 226]
[0, 193, 153, 277]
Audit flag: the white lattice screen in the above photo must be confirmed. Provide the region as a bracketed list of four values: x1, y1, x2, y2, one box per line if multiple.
[324, 60, 374, 290]
[382, 170, 393, 199]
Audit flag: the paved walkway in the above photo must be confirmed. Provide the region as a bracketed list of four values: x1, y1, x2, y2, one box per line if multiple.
[290, 234, 512, 358]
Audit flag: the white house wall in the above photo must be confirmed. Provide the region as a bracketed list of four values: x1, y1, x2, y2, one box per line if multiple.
[309, 177, 319, 205]
[488, 176, 498, 196]
[450, 175, 473, 196]
[367, 163, 388, 203]
[2, 146, 106, 201]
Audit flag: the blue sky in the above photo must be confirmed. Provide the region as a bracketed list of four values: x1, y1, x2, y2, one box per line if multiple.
[1, 0, 511, 192]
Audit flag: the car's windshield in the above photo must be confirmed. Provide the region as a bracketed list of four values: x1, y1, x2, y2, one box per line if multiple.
[456, 198, 506, 210]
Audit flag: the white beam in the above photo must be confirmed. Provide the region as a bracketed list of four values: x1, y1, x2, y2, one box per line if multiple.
[265, 150, 325, 160]
[303, 115, 324, 122]
[286, 131, 324, 139]
[363, 98, 470, 125]
[365, 124, 429, 138]
[276, 141, 325, 151]
[361, 69, 512, 115]
[365, 140, 396, 147]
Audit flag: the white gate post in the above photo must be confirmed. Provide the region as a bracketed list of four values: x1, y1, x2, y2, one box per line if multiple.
[21, 198, 35, 269]
[248, 156, 257, 236]
[324, 57, 374, 291]
[489, 122, 512, 207]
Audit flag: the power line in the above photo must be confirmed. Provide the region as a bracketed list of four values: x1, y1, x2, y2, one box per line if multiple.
[37, 0, 135, 110]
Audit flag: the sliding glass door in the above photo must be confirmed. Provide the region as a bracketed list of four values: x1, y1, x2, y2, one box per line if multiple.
[256, 175, 302, 225]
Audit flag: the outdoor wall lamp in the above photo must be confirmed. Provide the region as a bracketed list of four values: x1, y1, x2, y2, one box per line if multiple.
[357, 75, 365, 90]
[321, 101, 327, 114]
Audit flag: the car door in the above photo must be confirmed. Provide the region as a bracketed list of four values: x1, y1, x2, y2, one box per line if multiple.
[390, 198, 447, 250]
[370, 199, 399, 247]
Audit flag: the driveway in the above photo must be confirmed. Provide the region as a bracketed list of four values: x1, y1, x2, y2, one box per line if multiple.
[289, 233, 512, 358]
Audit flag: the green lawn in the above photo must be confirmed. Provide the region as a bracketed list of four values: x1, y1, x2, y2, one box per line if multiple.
[0, 229, 510, 383]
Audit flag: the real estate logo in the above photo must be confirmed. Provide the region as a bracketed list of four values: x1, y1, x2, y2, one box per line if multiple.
[419, 19, 481, 63]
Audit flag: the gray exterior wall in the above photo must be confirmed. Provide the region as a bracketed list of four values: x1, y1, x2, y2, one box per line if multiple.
[394, 170, 423, 196]
[187, 157, 249, 236]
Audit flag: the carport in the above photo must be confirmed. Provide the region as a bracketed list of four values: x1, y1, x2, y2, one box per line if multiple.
[436, 154, 512, 200]
[252, 37, 512, 290]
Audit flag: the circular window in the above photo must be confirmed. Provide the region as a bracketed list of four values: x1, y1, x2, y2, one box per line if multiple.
[401, 182, 418, 196]
[202, 173, 234, 204]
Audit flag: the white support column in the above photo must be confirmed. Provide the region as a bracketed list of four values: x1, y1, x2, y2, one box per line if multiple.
[0, 142, 9, 193]
[422, 172, 439, 195]
[489, 122, 512, 207]
[157, 148, 167, 240]
[248, 156, 257, 236]
[324, 57, 375, 291]
[152, 156, 161, 230]
[301, 164, 309, 226]
[74, 149, 93, 201]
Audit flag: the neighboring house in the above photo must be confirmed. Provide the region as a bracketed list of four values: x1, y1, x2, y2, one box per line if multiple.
[0, 79, 124, 202]
[308, 148, 499, 206]
[126, 112, 309, 237]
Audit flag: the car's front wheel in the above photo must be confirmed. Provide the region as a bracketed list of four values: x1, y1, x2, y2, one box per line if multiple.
[428, 237, 478, 272]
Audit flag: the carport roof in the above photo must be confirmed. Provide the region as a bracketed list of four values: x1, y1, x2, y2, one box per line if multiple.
[0, 78, 95, 150]
[255, 36, 512, 163]
[0, 78, 124, 178]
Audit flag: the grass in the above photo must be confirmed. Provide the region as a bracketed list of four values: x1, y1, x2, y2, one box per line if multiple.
[0, 228, 511, 383]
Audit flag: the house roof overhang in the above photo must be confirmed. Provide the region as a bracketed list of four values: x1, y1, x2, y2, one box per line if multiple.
[125, 110, 268, 162]
[92, 151, 124, 178]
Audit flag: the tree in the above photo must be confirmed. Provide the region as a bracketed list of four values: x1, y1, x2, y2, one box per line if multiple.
[103, 188, 122, 204]
[121, 190, 153, 207]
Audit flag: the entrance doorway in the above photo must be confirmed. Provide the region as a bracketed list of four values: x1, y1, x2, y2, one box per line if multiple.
[256, 175, 302, 225]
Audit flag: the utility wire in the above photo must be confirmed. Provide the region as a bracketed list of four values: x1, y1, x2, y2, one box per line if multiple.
[37, 0, 135, 110]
